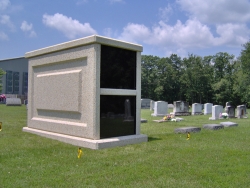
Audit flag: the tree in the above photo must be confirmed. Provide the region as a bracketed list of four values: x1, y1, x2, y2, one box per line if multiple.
[211, 52, 236, 105]
[234, 41, 250, 105]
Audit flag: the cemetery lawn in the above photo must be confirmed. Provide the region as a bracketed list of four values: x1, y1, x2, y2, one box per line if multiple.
[1, 105, 250, 188]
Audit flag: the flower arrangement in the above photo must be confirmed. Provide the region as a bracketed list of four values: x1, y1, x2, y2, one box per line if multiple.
[163, 114, 175, 121]
[220, 112, 228, 119]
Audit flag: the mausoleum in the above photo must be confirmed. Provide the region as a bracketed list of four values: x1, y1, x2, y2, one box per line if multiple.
[23, 35, 148, 149]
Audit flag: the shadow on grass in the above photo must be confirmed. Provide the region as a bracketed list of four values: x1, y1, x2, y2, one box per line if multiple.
[148, 136, 162, 142]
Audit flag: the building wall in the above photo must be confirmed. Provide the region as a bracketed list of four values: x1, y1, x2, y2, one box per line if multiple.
[0, 57, 28, 95]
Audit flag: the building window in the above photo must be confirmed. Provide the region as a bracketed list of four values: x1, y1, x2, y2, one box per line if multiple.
[13, 72, 19, 94]
[22, 72, 28, 95]
[5, 71, 13, 94]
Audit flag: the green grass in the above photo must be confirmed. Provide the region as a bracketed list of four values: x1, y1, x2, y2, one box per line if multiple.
[1, 105, 250, 187]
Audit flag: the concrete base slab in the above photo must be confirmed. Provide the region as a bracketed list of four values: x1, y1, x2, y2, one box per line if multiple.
[151, 113, 167, 117]
[176, 117, 184, 121]
[173, 112, 191, 116]
[220, 122, 238, 127]
[174, 127, 201, 133]
[203, 124, 224, 130]
[209, 117, 224, 120]
[23, 127, 148, 150]
[153, 120, 169, 123]
[141, 119, 147, 123]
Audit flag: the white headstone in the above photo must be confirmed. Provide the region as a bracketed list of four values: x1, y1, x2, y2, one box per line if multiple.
[151, 101, 168, 116]
[204, 103, 213, 115]
[6, 98, 22, 106]
[209, 105, 223, 120]
[192, 103, 202, 115]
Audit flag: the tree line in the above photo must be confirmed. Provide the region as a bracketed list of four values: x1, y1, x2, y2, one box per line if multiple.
[141, 41, 250, 107]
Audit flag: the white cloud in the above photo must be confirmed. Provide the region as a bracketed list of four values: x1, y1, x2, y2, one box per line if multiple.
[42, 13, 97, 39]
[118, 18, 250, 56]
[20, 21, 37, 37]
[0, 31, 8, 40]
[76, 0, 88, 5]
[20, 21, 32, 31]
[159, 4, 173, 22]
[0, 0, 10, 10]
[177, 0, 250, 24]
[109, 0, 124, 3]
[0, 15, 15, 31]
[214, 23, 249, 46]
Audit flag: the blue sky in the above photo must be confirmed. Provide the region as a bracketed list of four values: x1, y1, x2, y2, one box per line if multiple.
[1, 0, 250, 60]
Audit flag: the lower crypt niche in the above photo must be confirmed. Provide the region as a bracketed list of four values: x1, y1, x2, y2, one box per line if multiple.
[100, 95, 136, 138]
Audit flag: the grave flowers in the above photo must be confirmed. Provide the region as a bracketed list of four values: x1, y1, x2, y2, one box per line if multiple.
[163, 114, 175, 121]
[220, 112, 228, 119]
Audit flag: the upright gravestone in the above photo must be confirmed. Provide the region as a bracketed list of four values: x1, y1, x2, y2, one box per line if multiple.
[22, 35, 148, 149]
[237, 105, 246, 118]
[225, 106, 235, 118]
[192, 103, 202, 115]
[173, 101, 190, 116]
[204, 103, 213, 115]
[150, 100, 155, 111]
[209, 105, 223, 120]
[225, 102, 231, 107]
[6, 98, 22, 106]
[141, 98, 151, 109]
[151, 101, 168, 116]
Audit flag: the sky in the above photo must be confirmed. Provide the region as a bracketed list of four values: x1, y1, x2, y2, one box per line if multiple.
[1, 0, 250, 60]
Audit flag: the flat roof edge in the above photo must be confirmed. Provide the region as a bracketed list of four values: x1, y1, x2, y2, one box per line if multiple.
[0, 56, 25, 62]
[25, 35, 143, 58]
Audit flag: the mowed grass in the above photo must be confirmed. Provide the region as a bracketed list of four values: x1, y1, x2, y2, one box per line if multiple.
[0, 105, 250, 188]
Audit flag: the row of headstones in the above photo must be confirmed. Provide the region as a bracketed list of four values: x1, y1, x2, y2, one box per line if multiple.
[141, 99, 247, 119]
[209, 104, 247, 120]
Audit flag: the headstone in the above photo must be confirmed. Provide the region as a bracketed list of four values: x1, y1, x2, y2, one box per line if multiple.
[203, 124, 224, 130]
[141, 98, 151, 109]
[22, 35, 148, 150]
[225, 106, 235, 118]
[168, 104, 174, 109]
[220, 121, 238, 127]
[173, 101, 190, 116]
[150, 100, 155, 111]
[174, 127, 201, 133]
[209, 105, 223, 120]
[6, 98, 22, 106]
[192, 103, 202, 115]
[151, 101, 168, 117]
[204, 103, 213, 115]
[141, 119, 147, 123]
[225, 102, 231, 107]
[237, 105, 246, 118]
[24, 99, 28, 105]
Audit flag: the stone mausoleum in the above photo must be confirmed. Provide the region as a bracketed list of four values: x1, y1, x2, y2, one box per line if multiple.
[23, 35, 148, 149]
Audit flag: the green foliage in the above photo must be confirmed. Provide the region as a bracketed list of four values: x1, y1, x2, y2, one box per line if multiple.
[1, 106, 250, 187]
[141, 48, 250, 106]
[234, 41, 250, 105]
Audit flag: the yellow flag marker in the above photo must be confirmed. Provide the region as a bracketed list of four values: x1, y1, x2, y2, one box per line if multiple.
[186, 132, 190, 140]
[0, 122, 2, 131]
[77, 147, 83, 159]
